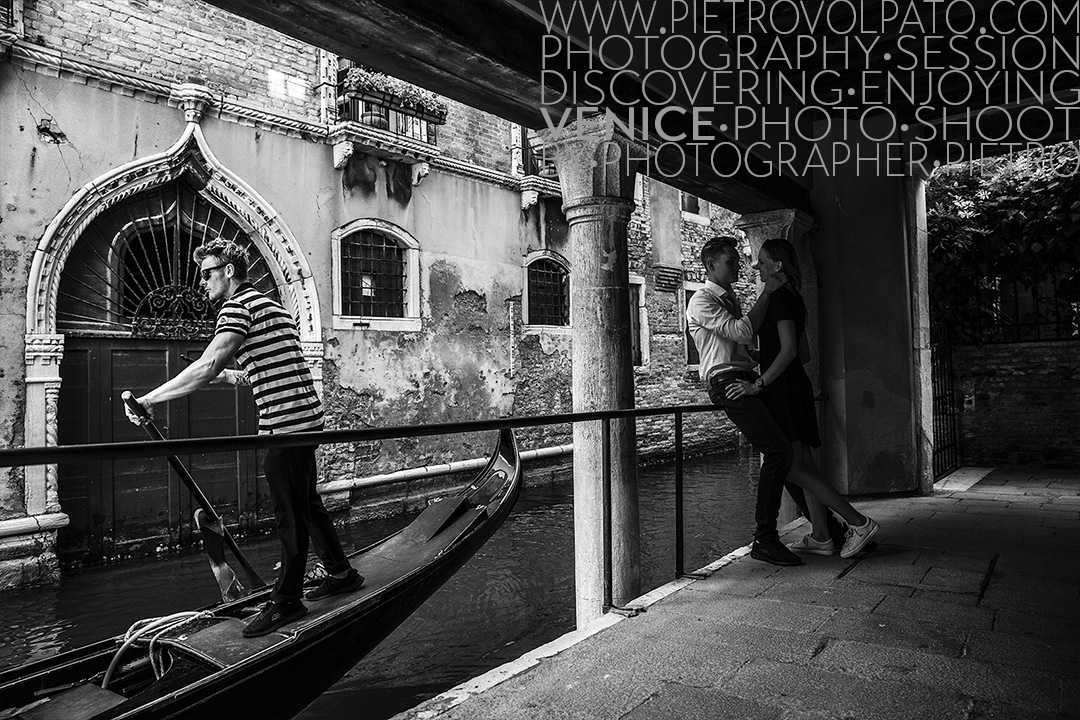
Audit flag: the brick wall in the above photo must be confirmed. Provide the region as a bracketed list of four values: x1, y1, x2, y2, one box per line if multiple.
[436, 99, 514, 172]
[23, 0, 321, 120]
[952, 341, 1080, 467]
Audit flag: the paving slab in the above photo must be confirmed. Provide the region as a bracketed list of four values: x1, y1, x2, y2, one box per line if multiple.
[395, 470, 1080, 720]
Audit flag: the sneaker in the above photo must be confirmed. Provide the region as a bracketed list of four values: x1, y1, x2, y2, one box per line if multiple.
[242, 600, 308, 638]
[789, 533, 838, 556]
[304, 568, 365, 601]
[750, 537, 803, 566]
[840, 517, 880, 558]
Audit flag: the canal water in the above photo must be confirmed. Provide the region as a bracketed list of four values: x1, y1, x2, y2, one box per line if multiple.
[0, 448, 760, 719]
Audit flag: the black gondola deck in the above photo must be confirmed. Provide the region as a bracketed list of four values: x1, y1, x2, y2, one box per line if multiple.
[0, 429, 521, 720]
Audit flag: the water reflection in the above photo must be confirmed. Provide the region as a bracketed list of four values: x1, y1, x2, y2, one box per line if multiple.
[0, 449, 758, 719]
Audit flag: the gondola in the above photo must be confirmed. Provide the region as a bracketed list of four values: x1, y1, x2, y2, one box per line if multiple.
[0, 428, 522, 720]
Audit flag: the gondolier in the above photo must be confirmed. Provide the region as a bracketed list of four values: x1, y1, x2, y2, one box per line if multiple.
[125, 238, 363, 638]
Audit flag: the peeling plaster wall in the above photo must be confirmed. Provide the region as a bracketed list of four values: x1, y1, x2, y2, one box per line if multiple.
[0, 64, 187, 521]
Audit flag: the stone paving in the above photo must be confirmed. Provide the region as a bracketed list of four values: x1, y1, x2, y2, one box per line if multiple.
[395, 467, 1080, 720]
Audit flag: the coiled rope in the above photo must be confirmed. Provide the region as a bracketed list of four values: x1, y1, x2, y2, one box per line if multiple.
[101, 611, 213, 690]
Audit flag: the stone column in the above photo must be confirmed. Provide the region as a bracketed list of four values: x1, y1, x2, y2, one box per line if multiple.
[905, 172, 934, 495]
[735, 210, 815, 526]
[23, 333, 67, 516]
[541, 115, 644, 627]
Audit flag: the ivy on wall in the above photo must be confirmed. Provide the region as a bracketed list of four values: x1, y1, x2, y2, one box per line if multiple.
[927, 143, 1080, 344]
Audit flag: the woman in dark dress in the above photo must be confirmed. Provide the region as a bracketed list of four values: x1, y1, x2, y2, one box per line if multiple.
[753, 238, 878, 558]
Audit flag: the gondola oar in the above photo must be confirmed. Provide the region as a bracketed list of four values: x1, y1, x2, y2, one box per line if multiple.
[122, 391, 265, 600]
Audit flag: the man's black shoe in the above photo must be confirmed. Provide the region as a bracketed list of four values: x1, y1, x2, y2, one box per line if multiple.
[243, 600, 308, 638]
[750, 538, 803, 566]
[304, 568, 365, 601]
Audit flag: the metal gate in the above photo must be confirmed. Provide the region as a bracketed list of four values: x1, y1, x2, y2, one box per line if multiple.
[930, 322, 960, 479]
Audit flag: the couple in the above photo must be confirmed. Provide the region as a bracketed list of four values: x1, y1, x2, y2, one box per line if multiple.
[687, 236, 879, 566]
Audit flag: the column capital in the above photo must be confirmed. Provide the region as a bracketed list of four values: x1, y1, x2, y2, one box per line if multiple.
[735, 208, 815, 246]
[539, 113, 647, 206]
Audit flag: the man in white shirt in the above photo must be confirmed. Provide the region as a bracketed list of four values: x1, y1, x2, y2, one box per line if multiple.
[686, 235, 801, 566]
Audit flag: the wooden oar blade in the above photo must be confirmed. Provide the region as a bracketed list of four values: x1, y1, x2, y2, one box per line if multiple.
[196, 509, 246, 602]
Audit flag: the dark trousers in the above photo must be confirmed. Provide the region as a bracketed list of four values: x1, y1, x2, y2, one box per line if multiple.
[263, 446, 351, 603]
[708, 379, 793, 542]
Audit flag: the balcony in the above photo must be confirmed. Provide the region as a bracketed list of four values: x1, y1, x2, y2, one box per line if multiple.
[1, 0, 21, 47]
[331, 63, 446, 169]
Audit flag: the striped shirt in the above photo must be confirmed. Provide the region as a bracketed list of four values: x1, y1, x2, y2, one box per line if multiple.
[215, 283, 324, 434]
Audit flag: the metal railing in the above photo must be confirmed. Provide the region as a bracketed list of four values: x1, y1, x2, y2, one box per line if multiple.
[0, 403, 725, 612]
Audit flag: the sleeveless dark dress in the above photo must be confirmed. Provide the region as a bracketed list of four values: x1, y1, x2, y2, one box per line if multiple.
[759, 287, 821, 447]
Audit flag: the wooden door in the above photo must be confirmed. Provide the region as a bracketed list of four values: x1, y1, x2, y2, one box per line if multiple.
[57, 338, 270, 563]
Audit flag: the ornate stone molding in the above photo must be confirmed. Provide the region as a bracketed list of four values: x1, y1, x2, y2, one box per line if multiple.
[518, 175, 562, 210]
[27, 123, 322, 343]
[328, 121, 442, 165]
[10, 43, 172, 100]
[171, 82, 216, 123]
[430, 155, 520, 190]
[9, 41, 326, 141]
[735, 208, 815, 254]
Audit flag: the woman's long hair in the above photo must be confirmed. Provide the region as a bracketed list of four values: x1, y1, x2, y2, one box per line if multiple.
[761, 238, 801, 296]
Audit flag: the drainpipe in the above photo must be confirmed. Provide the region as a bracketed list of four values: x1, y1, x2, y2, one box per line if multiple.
[320, 444, 574, 494]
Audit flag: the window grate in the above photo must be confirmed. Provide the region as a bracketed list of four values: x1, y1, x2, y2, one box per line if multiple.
[341, 231, 406, 318]
[0, 0, 13, 27]
[527, 259, 570, 326]
[56, 179, 278, 338]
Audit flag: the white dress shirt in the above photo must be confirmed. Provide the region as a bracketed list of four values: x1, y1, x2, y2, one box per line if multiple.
[686, 280, 756, 381]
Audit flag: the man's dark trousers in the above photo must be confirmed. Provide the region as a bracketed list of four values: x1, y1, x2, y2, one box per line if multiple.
[264, 445, 352, 603]
[708, 379, 794, 541]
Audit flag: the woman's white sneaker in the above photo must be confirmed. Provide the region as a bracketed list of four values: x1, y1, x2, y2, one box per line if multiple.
[789, 533, 838, 556]
[840, 518, 879, 558]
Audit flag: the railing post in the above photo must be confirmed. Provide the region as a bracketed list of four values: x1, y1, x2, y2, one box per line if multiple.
[674, 411, 684, 578]
[601, 417, 612, 612]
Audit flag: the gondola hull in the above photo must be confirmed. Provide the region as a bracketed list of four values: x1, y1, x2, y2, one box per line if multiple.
[0, 429, 522, 720]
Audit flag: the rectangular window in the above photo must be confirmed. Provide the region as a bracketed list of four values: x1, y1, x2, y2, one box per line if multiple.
[341, 231, 406, 318]
[629, 282, 642, 366]
[681, 192, 700, 215]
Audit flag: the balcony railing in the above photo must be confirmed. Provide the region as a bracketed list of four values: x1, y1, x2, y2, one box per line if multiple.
[337, 95, 438, 145]
[0, 0, 13, 27]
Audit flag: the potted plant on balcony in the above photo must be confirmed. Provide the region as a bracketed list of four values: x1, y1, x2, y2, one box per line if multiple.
[342, 66, 448, 126]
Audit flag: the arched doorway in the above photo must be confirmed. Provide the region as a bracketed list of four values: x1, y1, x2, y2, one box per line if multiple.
[23, 108, 324, 564]
[55, 176, 283, 562]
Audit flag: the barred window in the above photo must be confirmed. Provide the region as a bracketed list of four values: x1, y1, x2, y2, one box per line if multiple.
[526, 257, 570, 326]
[332, 220, 420, 331]
[341, 230, 406, 318]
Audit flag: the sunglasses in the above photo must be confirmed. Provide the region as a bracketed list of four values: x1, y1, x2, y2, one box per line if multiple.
[199, 263, 230, 281]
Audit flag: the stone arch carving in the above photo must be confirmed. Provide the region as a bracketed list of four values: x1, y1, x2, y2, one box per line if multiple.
[26, 123, 321, 341]
[22, 99, 323, 518]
